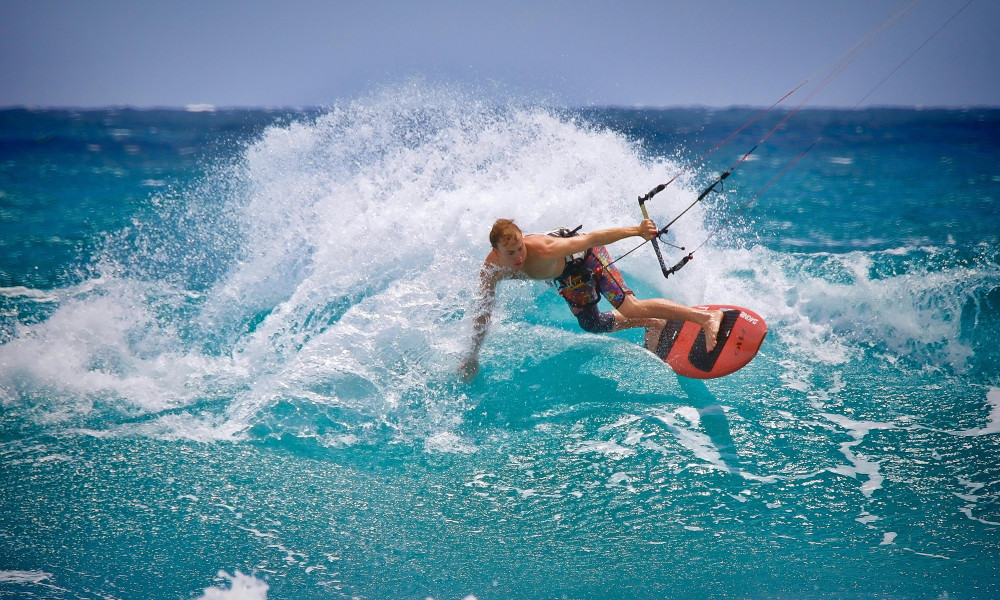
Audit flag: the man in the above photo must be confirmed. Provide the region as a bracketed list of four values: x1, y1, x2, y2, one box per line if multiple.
[459, 217, 724, 380]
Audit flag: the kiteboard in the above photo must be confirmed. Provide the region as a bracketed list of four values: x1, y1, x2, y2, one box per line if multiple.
[649, 304, 767, 379]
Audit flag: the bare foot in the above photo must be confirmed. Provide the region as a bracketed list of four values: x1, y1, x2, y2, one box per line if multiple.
[702, 310, 724, 352]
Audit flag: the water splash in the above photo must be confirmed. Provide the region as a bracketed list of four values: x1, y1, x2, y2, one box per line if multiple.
[1, 84, 993, 449]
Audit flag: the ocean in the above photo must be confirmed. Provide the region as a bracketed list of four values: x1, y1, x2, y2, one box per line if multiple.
[2, 85, 998, 599]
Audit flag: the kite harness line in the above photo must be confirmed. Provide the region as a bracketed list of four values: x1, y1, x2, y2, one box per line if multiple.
[610, 0, 974, 280]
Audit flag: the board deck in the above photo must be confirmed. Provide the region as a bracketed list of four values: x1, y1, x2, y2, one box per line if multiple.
[650, 304, 767, 379]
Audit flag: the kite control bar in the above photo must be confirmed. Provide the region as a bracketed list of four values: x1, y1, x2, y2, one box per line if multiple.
[637, 169, 730, 279]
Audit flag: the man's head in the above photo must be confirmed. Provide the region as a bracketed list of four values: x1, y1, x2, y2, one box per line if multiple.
[489, 218, 522, 249]
[489, 218, 526, 270]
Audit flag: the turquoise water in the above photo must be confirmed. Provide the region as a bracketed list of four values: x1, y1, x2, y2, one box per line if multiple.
[1, 86, 999, 599]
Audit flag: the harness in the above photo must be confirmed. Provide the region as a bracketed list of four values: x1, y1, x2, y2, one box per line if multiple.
[546, 225, 627, 308]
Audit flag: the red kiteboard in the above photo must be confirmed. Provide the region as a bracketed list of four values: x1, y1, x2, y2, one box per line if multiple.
[650, 304, 767, 379]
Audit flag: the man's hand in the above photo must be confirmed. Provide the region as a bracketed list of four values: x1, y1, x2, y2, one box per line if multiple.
[638, 219, 659, 241]
[458, 356, 480, 381]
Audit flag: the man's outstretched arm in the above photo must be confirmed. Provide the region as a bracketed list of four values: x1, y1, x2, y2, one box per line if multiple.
[533, 220, 658, 259]
[459, 266, 500, 380]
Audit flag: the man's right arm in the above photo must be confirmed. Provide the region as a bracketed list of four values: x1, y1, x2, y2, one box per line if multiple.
[459, 265, 501, 380]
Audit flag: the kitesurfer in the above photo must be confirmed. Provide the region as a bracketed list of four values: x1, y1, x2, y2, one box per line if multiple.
[459, 218, 723, 380]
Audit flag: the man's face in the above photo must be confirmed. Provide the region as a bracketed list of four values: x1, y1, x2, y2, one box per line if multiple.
[496, 234, 526, 271]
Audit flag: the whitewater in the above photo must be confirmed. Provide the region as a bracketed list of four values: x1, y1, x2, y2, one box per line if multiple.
[1, 85, 998, 599]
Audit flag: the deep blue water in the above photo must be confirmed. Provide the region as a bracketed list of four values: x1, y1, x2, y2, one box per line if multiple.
[1, 86, 999, 599]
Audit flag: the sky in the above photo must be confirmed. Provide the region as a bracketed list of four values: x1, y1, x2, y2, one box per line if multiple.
[1, 0, 997, 109]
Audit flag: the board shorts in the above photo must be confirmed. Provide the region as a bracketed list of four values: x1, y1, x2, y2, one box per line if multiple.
[553, 245, 633, 333]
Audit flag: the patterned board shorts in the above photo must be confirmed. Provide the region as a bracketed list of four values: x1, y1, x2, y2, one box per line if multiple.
[555, 245, 633, 315]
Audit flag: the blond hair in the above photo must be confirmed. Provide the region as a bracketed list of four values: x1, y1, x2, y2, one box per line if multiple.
[489, 218, 522, 249]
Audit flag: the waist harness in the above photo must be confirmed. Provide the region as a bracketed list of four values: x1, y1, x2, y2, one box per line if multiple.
[547, 225, 601, 308]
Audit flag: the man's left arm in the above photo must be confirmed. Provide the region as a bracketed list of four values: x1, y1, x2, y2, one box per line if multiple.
[537, 220, 657, 257]
[580, 221, 656, 247]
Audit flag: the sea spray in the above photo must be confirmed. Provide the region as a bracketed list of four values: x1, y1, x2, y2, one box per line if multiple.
[2, 87, 699, 444]
[1, 90, 999, 600]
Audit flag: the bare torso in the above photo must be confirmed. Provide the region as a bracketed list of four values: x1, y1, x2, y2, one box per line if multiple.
[485, 234, 571, 281]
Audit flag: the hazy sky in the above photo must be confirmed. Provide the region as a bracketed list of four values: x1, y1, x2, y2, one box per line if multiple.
[2, 0, 997, 109]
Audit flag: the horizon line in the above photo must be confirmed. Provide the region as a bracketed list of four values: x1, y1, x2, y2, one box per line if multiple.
[3, 102, 999, 112]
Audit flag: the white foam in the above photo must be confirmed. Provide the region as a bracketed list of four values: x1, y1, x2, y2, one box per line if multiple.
[424, 431, 478, 454]
[954, 476, 1000, 526]
[572, 439, 636, 459]
[608, 472, 630, 486]
[193, 571, 269, 600]
[0, 286, 58, 302]
[953, 387, 1000, 437]
[648, 407, 776, 483]
[0, 571, 69, 595]
[821, 412, 896, 498]
[0, 277, 250, 436]
[0, 570, 52, 584]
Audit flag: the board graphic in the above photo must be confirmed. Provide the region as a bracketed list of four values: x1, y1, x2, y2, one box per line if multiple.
[650, 304, 767, 379]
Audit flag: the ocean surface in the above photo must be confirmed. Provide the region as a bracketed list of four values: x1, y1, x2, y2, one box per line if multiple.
[2, 85, 999, 599]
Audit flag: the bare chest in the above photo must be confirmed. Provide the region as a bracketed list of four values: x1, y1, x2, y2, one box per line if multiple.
[522, 255, 566, 280]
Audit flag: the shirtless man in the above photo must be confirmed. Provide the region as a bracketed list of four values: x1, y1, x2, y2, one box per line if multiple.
[459, 218, 724, 380]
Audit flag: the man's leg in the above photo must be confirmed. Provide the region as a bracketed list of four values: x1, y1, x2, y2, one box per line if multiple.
[615, 295, 724, 351]
[607, 312, 667, 352]
[571, 302, 666, 351]
[585, 245, 722, 351]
